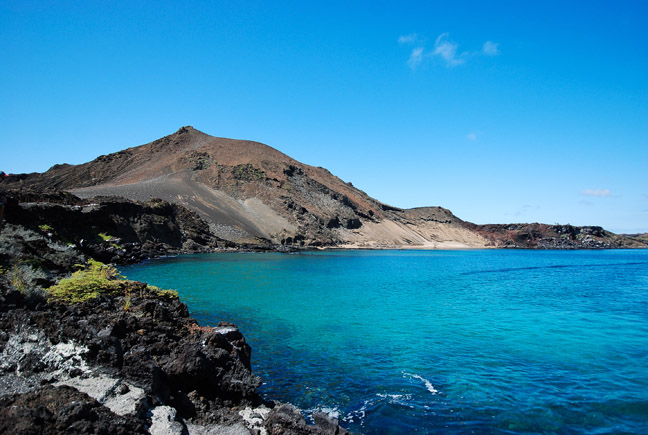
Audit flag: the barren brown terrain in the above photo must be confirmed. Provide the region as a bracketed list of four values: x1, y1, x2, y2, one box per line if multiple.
[4, 126, 646, 249]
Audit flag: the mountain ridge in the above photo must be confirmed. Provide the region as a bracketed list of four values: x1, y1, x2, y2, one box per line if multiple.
[3, 126, 645, 250]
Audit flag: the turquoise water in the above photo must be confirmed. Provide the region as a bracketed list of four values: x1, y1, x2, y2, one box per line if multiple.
[121, 250, 648, 434]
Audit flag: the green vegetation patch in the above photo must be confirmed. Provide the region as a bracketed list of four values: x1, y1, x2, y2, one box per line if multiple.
[147, 285, 179, 299]
[181, 151, 213, 171]
[96, 232, 122, 249]
[156, 288, 180, 299]
[47, 260, 124, 303]
[38, 224, 54, 233]
[97, 232, 114, 242]
[232, 163, 266, 181]
[46, 260, 180, 305]
[12, 265, 26, 293]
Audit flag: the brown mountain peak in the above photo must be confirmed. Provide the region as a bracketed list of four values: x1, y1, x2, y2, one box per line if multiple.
[177, 125, 195, 134]
[1, 128, 491, 248]
[173, 126, 207, 138]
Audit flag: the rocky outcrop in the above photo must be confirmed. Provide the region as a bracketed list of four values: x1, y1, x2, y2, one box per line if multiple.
[466, 222, 647, 249]
[0, 189, 261, 295]
[0, 277, 347, 433]
[1, 189, 231, 266]
[0, 385, 147, 434]
[0, 280, 256, 421]
[0, 191, 348, 434]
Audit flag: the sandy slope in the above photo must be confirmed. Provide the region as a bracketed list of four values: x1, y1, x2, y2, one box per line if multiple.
[21, 126, 633, 249]
[71, 170, 297, 243]
[18, 126, 484, 248]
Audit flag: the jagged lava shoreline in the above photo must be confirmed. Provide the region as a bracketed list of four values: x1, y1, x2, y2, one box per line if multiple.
[0, 191, 348, 434]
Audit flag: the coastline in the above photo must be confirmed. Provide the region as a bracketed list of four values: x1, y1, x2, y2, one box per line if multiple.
[1, 189, 646, 433]
[0, 192, 350, 434]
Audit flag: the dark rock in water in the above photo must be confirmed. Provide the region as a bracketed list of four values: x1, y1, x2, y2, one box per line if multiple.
[262, 404, 348, 434]
[314, 412, 350, 435]
[264, 404, 307, 433]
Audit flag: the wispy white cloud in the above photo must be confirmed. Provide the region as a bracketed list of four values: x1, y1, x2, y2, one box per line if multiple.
[433, 33, 466, 67]
[399, 32, 499, 69]
[482, 41, 500, 56]
[466, 132, 477, 141]
[407, 47, 424, 70]
[398, 33, 419, 44]
[581, 188, 612, 197]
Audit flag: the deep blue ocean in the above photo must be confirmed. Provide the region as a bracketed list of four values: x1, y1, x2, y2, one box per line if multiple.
[121, 250, 648, 434]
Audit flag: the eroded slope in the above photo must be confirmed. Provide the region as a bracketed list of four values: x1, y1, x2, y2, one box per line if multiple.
[6, 127, 488, 248]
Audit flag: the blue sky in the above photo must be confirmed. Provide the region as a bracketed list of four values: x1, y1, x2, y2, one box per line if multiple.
[2, 1, 647, 233]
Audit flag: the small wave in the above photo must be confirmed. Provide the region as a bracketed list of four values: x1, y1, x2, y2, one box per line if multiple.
[341, 392, 417, 426]
[342, 400, 368, 425]
[377, 393, 413, 406]
[376, 393, 411, 400]
[403, 371, 438, 394]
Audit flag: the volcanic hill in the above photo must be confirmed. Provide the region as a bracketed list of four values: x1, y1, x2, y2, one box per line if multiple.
[5, 126, 645, 249]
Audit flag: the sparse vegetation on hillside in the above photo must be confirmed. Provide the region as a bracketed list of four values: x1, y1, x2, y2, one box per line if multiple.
[183, 151, 213, 170]
[96, 232, 123, 249]
[232, 163, 265, 181]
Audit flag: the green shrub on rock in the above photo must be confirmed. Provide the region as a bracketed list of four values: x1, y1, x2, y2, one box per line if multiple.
[47, 259, 179, 305]
[156, 288, 179, 299]
[38, 224, 54, 233]
[47, 260, 124, 303]
[146, 285, 179, 299]
[12, 264, 26, 292]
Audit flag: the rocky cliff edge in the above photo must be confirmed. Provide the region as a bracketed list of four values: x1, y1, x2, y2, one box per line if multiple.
[0, 191, 348, 434]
